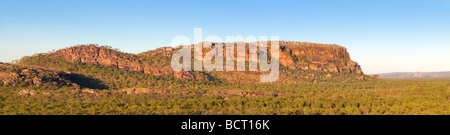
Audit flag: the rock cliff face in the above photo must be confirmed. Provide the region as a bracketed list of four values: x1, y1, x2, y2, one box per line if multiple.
[28, 41, 363, 83]
[278, 41, 363, 74]
[144, 41, 363, 74]
[139, 41, 365, 83]
[54, 44, 198, 79]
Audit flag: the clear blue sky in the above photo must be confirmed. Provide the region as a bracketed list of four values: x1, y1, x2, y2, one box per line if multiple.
[1, 0, 449, 74]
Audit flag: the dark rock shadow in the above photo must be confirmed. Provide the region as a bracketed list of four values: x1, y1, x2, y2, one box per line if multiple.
[69, 73, 109, 90]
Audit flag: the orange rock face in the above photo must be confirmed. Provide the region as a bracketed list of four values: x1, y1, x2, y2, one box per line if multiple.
[278, 41, 363, 74]
[189, 41, 363, 74]
[55, 44, 196, 79]
[52, 41, 363, 81]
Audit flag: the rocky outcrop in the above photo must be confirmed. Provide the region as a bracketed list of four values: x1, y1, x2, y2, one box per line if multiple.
[0, 63, 78, 87]
[278, 41, 363, 74]
[141, 41, 362, 74]
[138, 41, 365, 83]
[0, 72, 19, 85]
[148, 41, 363, 74]
[18, 89, 39, 96]
[19, 42, 364, 84]
[54, 44, 198, 79]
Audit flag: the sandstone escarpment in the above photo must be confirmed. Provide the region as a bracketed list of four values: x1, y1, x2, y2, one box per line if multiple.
[145, 41, 363, 74]
[278, 41, 363, 74]
[18, 41, 364, 84]
[140, 41, 365, 83]
[54, 44, 198, 79]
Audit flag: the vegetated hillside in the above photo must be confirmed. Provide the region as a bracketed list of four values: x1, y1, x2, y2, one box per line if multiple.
[15, 41, 372, 90]
[378, 72, 450, 79]
[16, 53, 216, 90]
[53, 44, 204, 80]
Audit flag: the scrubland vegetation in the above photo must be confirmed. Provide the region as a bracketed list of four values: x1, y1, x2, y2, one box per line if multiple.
[1, 78, 449, 115]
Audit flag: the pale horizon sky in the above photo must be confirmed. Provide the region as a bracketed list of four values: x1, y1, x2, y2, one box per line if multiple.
[1, 0, 449, 74]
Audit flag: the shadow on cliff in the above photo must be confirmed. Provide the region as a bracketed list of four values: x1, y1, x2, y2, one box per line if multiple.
[69, 73, 109, 90]
[204, 72, 220, 83]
